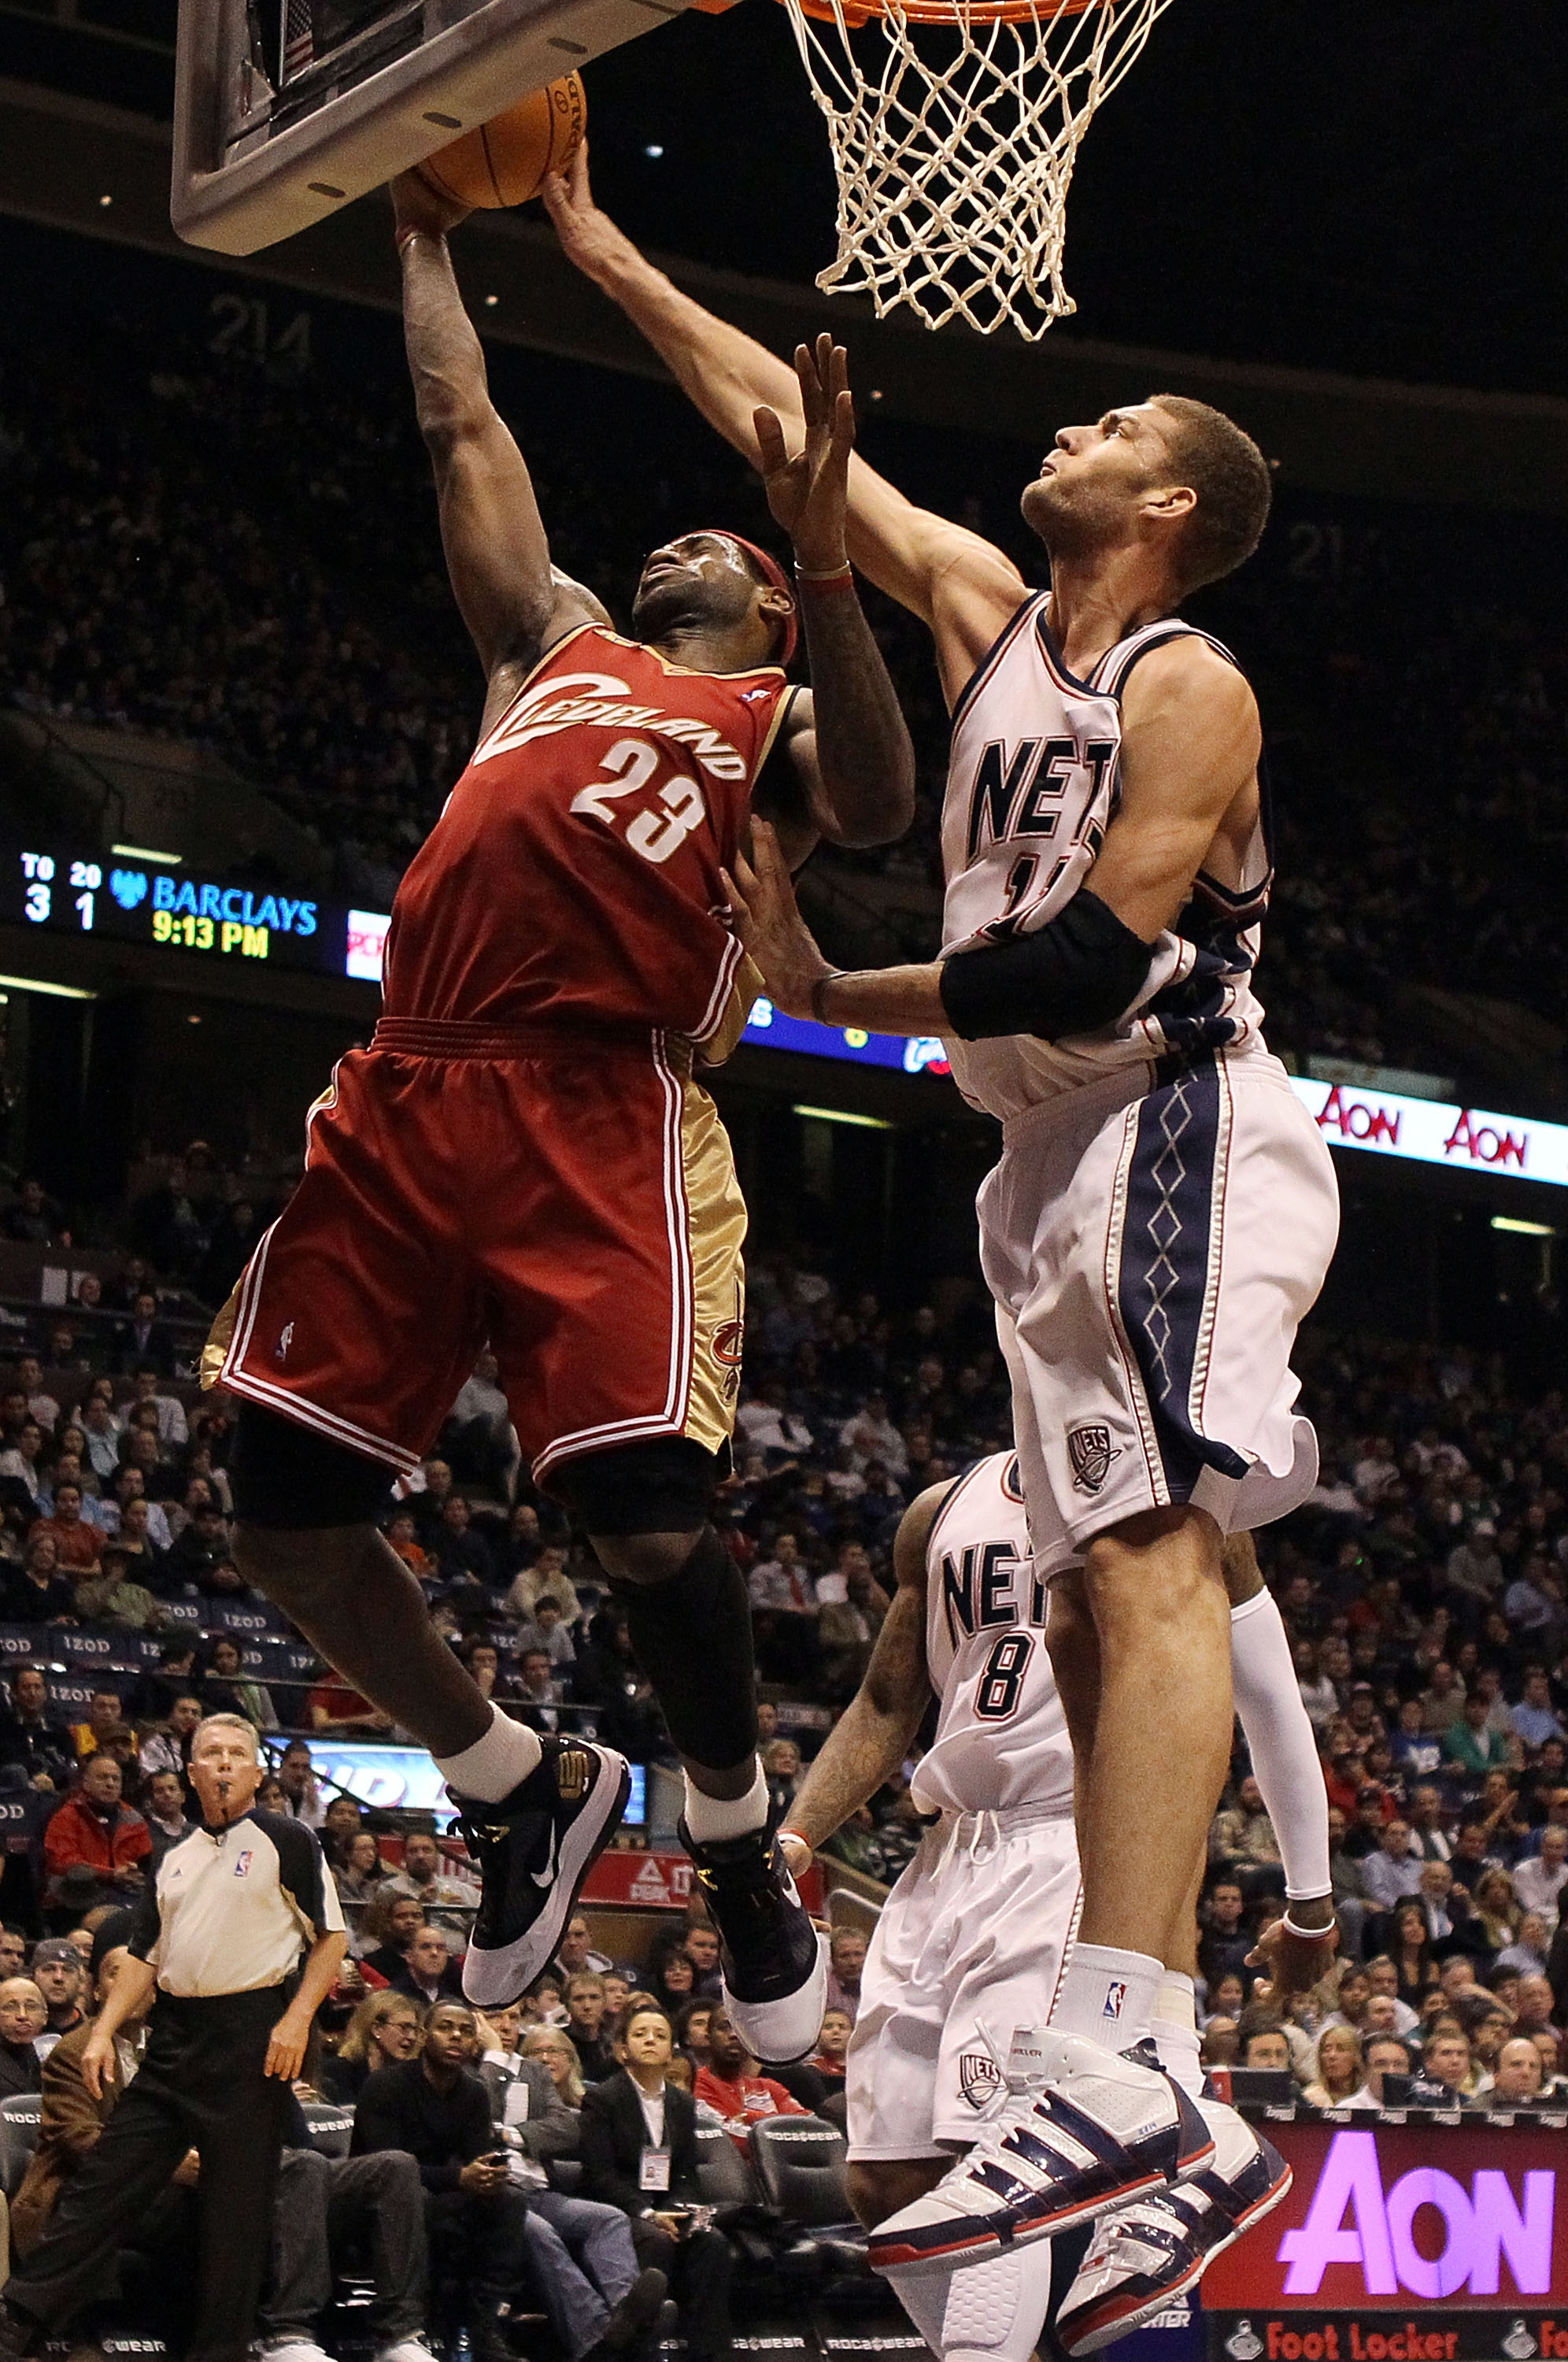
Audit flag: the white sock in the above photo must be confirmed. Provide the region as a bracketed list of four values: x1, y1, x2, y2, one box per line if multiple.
[434, 1709, 542, 1803]
[683, 1760, 768, 1845]
[1230, 1589, 1333, 1901]
[1152, 1971, 1204, 2098]
[1048, 1942, 1163, 2049]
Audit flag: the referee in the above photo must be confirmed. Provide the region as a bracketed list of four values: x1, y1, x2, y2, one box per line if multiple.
[0, 1712, 347, 2362]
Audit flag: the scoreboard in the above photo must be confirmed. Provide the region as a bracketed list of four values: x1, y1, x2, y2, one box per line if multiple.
[5, 846, 387, 984]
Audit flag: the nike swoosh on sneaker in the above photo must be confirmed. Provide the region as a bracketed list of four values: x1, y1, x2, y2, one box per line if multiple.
[531, 1821, 559, 1890]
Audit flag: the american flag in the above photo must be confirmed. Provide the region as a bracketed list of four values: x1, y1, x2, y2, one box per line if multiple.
[282, 0, 313, 79]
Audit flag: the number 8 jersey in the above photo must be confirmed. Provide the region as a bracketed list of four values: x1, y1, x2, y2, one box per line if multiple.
[384, 625, 791, 1052]
[913, 1449, 1076, 1820]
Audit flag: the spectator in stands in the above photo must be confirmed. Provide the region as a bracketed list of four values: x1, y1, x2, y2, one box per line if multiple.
[1420, 2027, 1477, 2104]
[811, 2008, 852, 2092]
[390, 1925, 464, 2008]
[276, 1738, 326, 1828]
[1470, 1868, 1522, 1956]
[165, 1509, 237, 1592]
[524, 2024, 588, 2109]
[824, 1925, 866, 2024]
[1515, 1824, 1568, 1921]
[0, 1420, 46, 1517]
[308, 1667, 392, 1736]
[74, 1542, 158, 1631]
[648, 1942, 695, 2021]
[1486, 2037, 1549, 2108]
[355, 1889, 427, 1986]
[0, 1931, 26, 1979]
[513, 1648, 563, 1731]
[28, 1483, 100, 1575]
[1361, 2036, 1414, 2108]
[1446, 1692, 1515, 1780]
[515, 1595, 577, 1673]
[320, 1990, 424, 2106]
[1303, 2027, 1369, 2108]
[696, 2005, 810, 2150]
[442, 1351, 520, 1500]
[675, 2001, 712, 2075]
[4, 1536, 76, 1625]
[353, 1998, 664, 2362]
[142, 1767, 194, 1861]
[1239, 2023, 1292, 2075]
[1497, 1912, 1551, 1978]
[564, 1973, 616, 2083]
[681, 1923, 722, 1997]
[581, 1999, 734, 2362]
[555, 1915, 614, 1981]
[43, 1753, 150, 1916]
[0, 1978, 45, 2096]
[383, 1830, 480, 1957]
[68, 1689, 125, 1763]
[0, 1668, 74, 1791]
[333, 1829, 390, 1946]
[138, 1694, 204, 1780]
[2, 1179, 61, 1246]
[30, 1940, 87, 2057]
[1362, 1818, 1425, 1915]
[198, 1635, 279, 1731]
[1198, 1879, 1253, 1991]
[431, 1495, 495, 1590]
[110, 1289, 178, 1377]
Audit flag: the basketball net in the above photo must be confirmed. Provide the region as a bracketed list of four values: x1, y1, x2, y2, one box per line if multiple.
[775, 0, 1174, 339]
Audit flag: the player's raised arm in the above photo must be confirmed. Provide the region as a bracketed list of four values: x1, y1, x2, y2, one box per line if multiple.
[757, 335, 915, 850]
[774, 1485, 942, 1876]
[393, 172, 595, 722]
[542, 147, 1024, 703]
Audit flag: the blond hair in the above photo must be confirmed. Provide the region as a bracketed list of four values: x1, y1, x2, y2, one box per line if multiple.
[193, 1712, 261, 1760]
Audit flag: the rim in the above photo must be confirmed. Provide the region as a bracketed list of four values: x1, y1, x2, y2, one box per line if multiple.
[776, 0, 1108, 26]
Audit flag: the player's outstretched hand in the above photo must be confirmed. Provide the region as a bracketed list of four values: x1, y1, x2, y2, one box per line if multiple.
[1244, 1910, 1338, 2008]
[723, 820, 835, 1021]
[542, 141, 640, 285]
[390, 167, 471, 242]
[755, 333, 854, 576]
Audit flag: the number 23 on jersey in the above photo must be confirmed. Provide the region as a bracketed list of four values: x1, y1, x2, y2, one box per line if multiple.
[570, 737, 708, 867]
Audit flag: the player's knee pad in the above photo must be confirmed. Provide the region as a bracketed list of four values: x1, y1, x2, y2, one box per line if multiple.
[231, 1401, 397, 1529]
[551, 1437, 720, 1535]
[603, 1524, 758, 1772]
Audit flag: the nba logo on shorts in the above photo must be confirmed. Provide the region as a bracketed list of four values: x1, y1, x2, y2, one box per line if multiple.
[276, 1320, 294, 1363]
[1102, 1979, 1127, 2022]
[1067, 1424, 1114, 1494]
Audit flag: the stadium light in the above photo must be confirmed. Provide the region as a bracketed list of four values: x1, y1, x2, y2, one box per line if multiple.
[792, 1104, 893, 1131]
[1491, 1216, 1556, 1238]
[111, 843, 183, 865]
[0, 975, 97, 1001]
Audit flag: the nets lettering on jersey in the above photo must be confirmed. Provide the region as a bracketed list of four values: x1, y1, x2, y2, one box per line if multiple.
[778, 0, 1174, 340]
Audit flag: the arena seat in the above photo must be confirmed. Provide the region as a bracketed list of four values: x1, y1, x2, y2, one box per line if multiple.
[749, 2116, 852, 2226]
[693, 2120, 756, 2208]
[0, 2094, 41, 2197]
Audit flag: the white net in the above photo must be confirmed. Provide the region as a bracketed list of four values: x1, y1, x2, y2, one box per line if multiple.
[777, 0, 1174, 340]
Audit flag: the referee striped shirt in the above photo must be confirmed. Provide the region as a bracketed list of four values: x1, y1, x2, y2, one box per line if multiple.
[126, 1809, 345, 1997]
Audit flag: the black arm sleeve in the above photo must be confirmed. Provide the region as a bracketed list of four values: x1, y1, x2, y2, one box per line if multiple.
[124, 1871, 162, 1964]
[937, 888, 1152, 1044]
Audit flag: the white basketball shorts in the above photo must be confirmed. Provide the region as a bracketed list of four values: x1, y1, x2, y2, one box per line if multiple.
[845, 1805, 1082, 2160]
[978, 1045, 1339, 1583]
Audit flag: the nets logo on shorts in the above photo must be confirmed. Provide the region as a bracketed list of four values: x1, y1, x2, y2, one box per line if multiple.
[958, 2049, 1006, 2112]
[1067, 1424, 1115, 1494]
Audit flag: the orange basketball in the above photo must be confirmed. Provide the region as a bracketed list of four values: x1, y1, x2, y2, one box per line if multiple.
[417, 75, 586, 210]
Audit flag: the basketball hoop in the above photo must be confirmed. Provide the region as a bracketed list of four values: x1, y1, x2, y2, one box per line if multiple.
[771, 0, 1174, 339]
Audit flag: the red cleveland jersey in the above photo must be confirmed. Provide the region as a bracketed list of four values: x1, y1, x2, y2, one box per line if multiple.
[384, 625, 792, 1041]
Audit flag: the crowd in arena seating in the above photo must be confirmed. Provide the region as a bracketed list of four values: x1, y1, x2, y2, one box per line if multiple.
[2, 246, 1565, 1079]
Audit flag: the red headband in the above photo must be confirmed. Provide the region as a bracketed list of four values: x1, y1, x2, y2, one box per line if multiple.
[701, 532, 799, 669]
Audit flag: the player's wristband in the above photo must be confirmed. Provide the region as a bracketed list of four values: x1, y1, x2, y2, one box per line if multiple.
[1281, 1909, 1337, 1942]
[810, 972, 845, 1024]
[778, 1826, 813, 1857]
[794, 561, 856, 592]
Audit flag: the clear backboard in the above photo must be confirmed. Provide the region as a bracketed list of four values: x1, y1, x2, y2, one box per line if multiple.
[172, 0, 697, 257]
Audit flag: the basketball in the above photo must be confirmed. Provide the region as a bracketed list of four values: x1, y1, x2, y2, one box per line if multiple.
[416, 74, 586, 211]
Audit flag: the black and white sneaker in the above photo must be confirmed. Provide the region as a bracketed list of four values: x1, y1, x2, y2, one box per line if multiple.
[456, 1734, 630, 2008]
[680, 1819, 828, 2064]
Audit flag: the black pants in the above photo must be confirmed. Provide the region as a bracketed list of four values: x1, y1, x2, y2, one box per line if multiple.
[7, 1986, 290, 2362]
[631, 2219, 733, 2361]
[427, 2183, 535, 2325]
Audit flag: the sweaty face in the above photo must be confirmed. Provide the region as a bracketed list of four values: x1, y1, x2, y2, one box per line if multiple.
[1020, 405, 1179, 559]
[631, 532, 773, 650]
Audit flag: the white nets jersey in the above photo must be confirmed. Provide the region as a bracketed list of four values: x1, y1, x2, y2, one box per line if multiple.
[938, 594, 1271, 1122]
[912, 1449, 1075, 1819]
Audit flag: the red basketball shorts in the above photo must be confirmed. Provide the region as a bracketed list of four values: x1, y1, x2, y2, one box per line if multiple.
[205, 1017, 747, 1485]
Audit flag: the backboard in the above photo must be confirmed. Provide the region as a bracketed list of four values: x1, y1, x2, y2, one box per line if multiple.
[172, 0, 696, 257]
